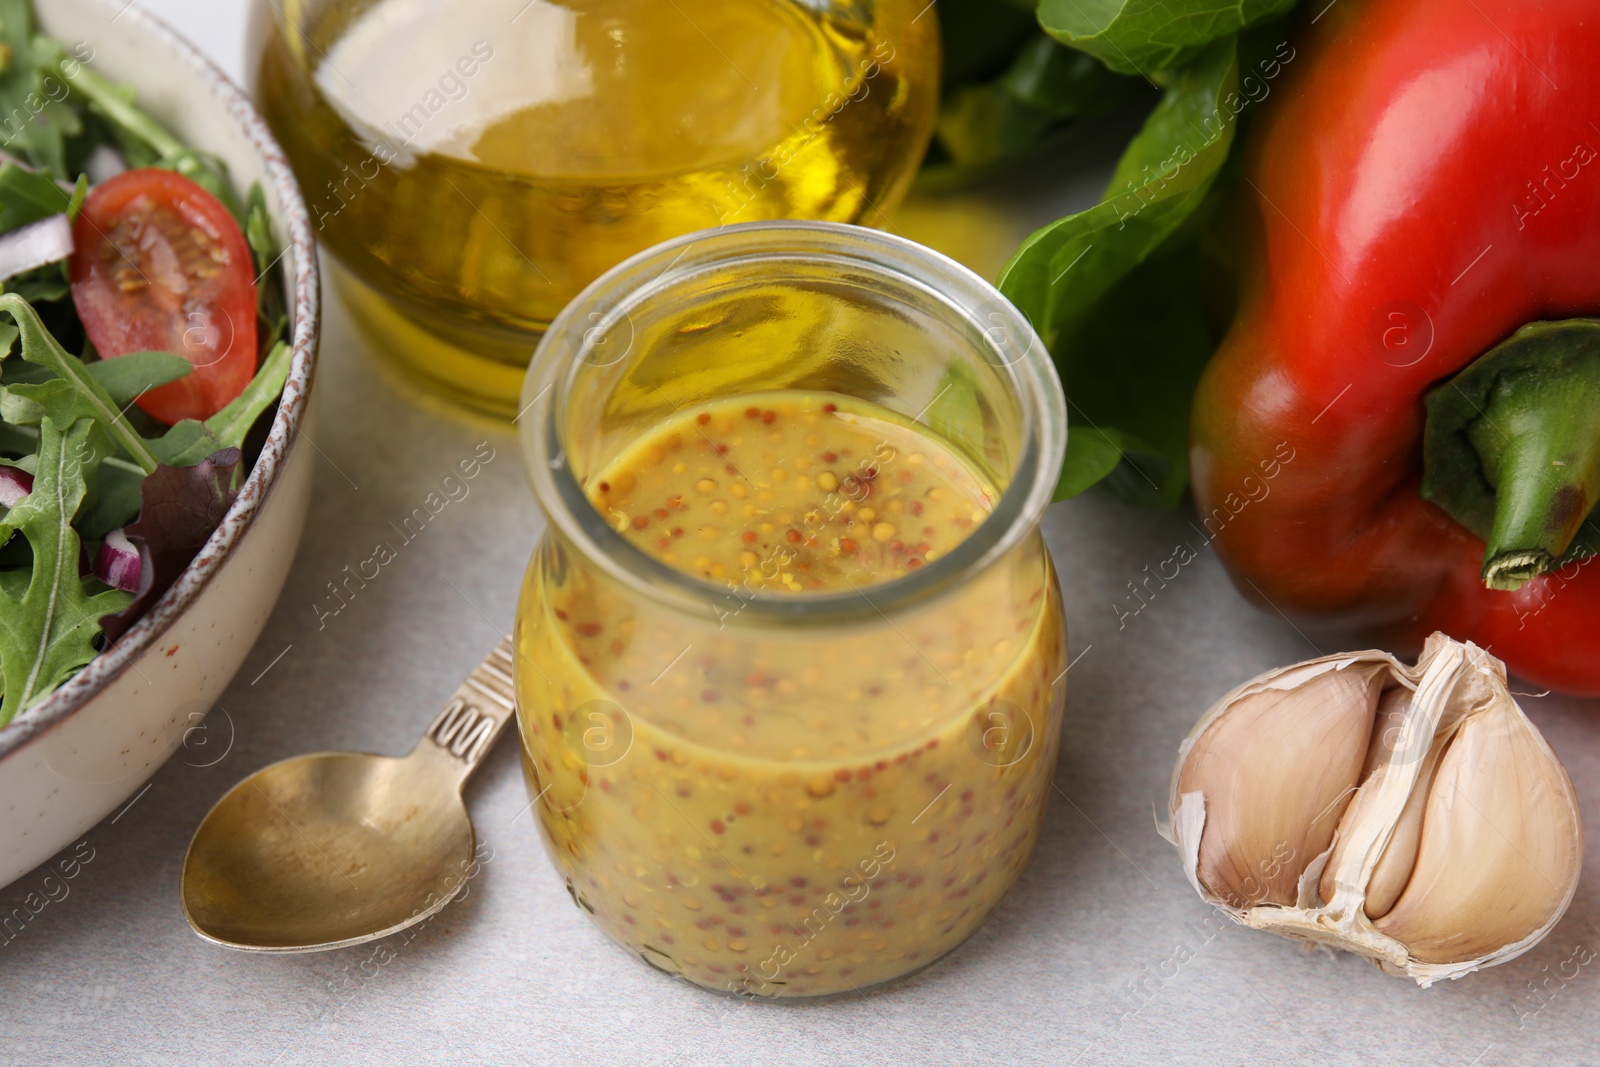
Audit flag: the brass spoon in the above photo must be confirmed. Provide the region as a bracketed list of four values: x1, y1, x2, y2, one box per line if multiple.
[182, 637, 517, 952]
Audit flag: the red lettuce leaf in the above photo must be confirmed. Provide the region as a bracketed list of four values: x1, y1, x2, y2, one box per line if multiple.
[100, 448, 240, 644]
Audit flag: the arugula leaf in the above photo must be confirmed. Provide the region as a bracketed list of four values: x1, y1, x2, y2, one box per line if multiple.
[0, 294, 161, 473]
[12, 349, 194, 404]
[998, 38, 1238, 503]
[3, 268, 71, 304]
[0, 420, 33, 455]
[206, 341, 289, 450]
[157, 150, 244, 220]
[62, 417, 120, 538]
[85, 351, 193, 405]
[47, 55, 239, 214]
[48, 52, 185, 161]
[0, 162, 72, 233]
[0, 416, 132, 723]
[144, 341, 291, 466]
[1039, 0, 1295, 75]
[147, 419, 219, 468]
[79, 454, 143, 541]
[66, 173, 87, 219]
[0, 0, 84, 179]
[245, 184, 277, 273]
[245, 183, 289, 346]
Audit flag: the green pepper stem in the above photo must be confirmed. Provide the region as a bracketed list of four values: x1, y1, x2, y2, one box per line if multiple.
[1475, 368, 1600, 589]
[1423, 320, 1600, 592]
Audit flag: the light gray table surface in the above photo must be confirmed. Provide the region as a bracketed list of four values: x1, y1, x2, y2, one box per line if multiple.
[5, 3, 1600, 1065]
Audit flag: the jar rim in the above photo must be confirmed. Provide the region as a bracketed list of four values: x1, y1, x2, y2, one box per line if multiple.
[520, 220, 1066, 626]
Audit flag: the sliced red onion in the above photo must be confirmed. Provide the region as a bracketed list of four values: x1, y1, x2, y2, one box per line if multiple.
[0, 215, 74, 282]
[0, 465, 32, 508]
[94, 528, 143, 593]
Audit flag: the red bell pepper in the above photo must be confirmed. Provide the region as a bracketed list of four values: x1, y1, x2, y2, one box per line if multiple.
[1190, 0, 1600, 695]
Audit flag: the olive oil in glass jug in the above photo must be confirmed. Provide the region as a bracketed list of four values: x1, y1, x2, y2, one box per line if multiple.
[248, 0, 941, 416]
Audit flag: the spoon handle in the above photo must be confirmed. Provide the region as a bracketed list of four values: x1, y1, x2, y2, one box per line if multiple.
[413, 636, 517, 788]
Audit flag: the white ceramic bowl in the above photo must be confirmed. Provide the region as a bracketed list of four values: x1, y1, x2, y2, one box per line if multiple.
[0, 0, 319, 888]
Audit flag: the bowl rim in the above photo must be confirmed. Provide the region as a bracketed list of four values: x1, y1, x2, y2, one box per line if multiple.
[0, 0, 321, 760]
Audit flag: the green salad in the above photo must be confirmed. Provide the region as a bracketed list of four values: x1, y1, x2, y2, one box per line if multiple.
[0, 0, 290, 726]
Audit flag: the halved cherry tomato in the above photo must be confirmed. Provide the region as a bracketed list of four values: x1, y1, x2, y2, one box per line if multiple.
[69, 168, 257, 426]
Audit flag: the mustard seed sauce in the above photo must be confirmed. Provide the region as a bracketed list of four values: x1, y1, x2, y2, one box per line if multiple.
[515, 392, 1064, 996]
[592, 394, 993, 591]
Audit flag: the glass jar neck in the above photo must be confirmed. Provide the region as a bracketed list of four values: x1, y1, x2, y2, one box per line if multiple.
[521, 221, 1065, 628]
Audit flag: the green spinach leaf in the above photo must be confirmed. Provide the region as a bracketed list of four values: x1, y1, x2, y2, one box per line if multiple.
[999, 34, 1147, 120]
[921, 361, 989, 465]
[1051, 245, 1220, 507]
[1000, 38, 1237, 350]
[1056, 425, 1133, 499]
[935, 35, 1150, 170]
[998, 38, 1238, 503]
[1039, 0, 1295, 75]
[938, 0, 1042, 87]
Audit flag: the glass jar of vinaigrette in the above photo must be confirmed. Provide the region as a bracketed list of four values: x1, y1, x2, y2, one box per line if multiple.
[515, 222, 1068, 998]
[247, 0, 940, 416]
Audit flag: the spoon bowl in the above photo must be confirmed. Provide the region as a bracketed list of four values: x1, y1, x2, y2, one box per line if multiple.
[181, 639, 516, 952]
[183, 752, 474, 951]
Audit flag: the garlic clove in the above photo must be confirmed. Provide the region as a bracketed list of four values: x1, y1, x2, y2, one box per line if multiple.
[1362, 731, 1447, 919]
[1177, 666, 1382, 908]
[1317, 687, 1446, 917]
[1362, 687, 1412, 776]
[1373, 695, 1582, 964]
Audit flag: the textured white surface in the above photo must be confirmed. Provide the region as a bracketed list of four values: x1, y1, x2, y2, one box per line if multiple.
[5, 3, 1600, 1065]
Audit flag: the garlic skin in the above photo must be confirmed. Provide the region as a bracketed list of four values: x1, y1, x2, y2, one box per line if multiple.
[1165, 634, 1583, 986]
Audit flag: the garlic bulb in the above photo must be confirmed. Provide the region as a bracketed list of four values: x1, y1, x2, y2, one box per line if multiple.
[1164, 633, 1582, 985]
